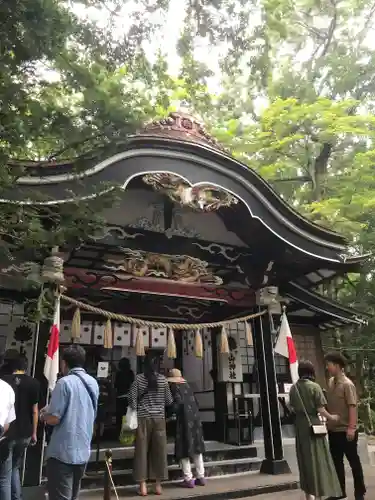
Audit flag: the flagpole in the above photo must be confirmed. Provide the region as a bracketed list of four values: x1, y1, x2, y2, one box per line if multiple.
[38, 390, 51, 485]
[39, 290, 61, 484]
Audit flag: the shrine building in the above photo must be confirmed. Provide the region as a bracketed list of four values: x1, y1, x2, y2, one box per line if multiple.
[0, 112, 369, 490]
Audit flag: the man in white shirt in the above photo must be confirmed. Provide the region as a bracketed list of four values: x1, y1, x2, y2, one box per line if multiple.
[0, 365, 17, 500]
[0, 378, 16, 431]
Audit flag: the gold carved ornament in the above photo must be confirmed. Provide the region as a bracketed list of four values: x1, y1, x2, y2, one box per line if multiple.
[142, 173, 238, 213]
[104, 249, 223, 285]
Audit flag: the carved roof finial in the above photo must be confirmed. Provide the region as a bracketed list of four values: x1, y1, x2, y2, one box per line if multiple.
[137, 110, 227, 152]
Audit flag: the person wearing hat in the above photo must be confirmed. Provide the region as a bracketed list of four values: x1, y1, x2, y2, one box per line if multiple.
[167, 369, 205, 488]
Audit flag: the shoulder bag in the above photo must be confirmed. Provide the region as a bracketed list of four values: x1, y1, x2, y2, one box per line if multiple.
[294, 382, 327, 436]
[71, 372, 97, 414]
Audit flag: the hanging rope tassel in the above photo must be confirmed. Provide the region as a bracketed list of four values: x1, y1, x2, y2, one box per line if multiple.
[135, 328, 145, 357]
[71, 308, 81, 342]
[245, 321, 253, 346]
[167, 328, 177, 359]
[195, 329, 203, 359]
[220, 325, 229, 354]
[104, 319, 113, 349]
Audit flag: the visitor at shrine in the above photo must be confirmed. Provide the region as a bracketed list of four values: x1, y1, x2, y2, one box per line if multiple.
[0, 350, 20, 378]
[289, 360, 342, 500]
[1, 354, 39, 500]
[40, 345, 99, 500]
[115, 357, 134, 435]
[167, 368, 205, 488]
[325, 352, 366, 500]
[0, 352, 16, 500]
[129, 351, 173, 496]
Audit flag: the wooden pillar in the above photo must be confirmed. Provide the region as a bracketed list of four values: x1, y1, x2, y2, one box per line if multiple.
[252, 309, 290, 474]
[23, 321, 50, 486]
[211, 327, 227, 442]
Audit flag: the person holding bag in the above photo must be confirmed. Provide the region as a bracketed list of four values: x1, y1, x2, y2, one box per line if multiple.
[289, 360, 342, 500]
[129, 351, 173, 496]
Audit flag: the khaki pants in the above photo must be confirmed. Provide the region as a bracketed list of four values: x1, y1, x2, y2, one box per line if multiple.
[133, 417, 167, 482]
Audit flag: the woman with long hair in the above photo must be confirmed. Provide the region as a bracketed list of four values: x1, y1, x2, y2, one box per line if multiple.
[289, 360, 342, 500]
[129, 351, 173, 496]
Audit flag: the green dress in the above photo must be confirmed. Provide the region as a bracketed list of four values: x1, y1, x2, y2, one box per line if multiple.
[289, 379, 342, 498]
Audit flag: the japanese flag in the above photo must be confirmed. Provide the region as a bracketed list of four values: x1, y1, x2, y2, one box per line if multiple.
[44, 296, 60, 392]
[274, 311, 299, 384]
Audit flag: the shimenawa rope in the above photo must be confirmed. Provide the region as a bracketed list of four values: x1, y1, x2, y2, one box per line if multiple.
[60, 294, 266, 330]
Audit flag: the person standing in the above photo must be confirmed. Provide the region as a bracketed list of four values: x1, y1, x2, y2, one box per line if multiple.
[167, 369, 206, 488]
[289, 360, 342, 500]
[40, 345, 99, 500]
[0, 351, 20, 379]
[325, 352, 366, 500]
[115, 357, 134, 435]
[0, 353, 17, 500]
[2, 354, 39, 500]
[129, 352, 173, 496]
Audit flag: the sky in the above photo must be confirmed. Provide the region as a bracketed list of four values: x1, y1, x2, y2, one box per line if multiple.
[69, 0, 375, 110]
[72, 0, 233, 91]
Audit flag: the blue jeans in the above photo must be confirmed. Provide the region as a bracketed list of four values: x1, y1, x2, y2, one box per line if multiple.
[0, 441, 12, 500]
[46, 458, 86, 500]
[10, 438, 31, 500]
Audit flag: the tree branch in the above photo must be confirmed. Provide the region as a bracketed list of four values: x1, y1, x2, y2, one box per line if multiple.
[318, 0, 337, 59]
[357, 1, 375, 46]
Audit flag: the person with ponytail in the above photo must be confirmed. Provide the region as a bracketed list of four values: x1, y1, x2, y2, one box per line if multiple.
[129, 351, 173, 496]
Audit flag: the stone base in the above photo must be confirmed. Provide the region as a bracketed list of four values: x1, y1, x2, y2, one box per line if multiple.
[260, 458, 291, 475]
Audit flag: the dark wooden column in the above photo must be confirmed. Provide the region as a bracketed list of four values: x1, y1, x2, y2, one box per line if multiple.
[252, 308, 291, 474]
[24, 321, 50, 486]
[211, 327, 227, 442]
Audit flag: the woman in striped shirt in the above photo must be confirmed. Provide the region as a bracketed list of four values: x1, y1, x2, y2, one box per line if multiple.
[129, 352, 173, 496]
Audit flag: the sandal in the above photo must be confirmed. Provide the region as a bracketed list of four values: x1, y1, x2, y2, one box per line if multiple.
[138, 484, 148, 496]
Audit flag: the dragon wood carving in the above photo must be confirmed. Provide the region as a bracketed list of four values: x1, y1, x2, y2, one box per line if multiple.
[142, 173, 238, 212]
[103, 248, 223, 285]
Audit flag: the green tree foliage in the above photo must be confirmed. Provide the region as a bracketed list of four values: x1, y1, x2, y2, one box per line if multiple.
[2, 0, 375, 376]
[0, 0, 179, 260]
[188, 0, 375, 397]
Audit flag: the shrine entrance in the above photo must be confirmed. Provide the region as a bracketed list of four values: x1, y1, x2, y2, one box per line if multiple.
[1, 111, 369, 489]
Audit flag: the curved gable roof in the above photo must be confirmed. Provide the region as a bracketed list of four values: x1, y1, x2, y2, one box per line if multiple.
[2, 131, 369, 265]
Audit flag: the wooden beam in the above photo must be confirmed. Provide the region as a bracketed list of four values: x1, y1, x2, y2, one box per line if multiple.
[64, 267, 256, 307]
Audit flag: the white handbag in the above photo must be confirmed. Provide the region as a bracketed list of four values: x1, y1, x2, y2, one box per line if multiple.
[123, 407, 138, 431]
[294, 382, 327, 437]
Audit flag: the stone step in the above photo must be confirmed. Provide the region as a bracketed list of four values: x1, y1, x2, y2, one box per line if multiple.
[79, 471, 299, 500]
[87, 443, 258, 472]
[82, 456, 263, 489]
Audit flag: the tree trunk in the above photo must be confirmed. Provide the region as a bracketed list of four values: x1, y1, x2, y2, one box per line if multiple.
[312, 143, 332, 201]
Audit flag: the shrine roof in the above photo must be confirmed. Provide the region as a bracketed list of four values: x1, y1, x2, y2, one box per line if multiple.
[282, 282, 370, 331]
[2, 112, 370, 266]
